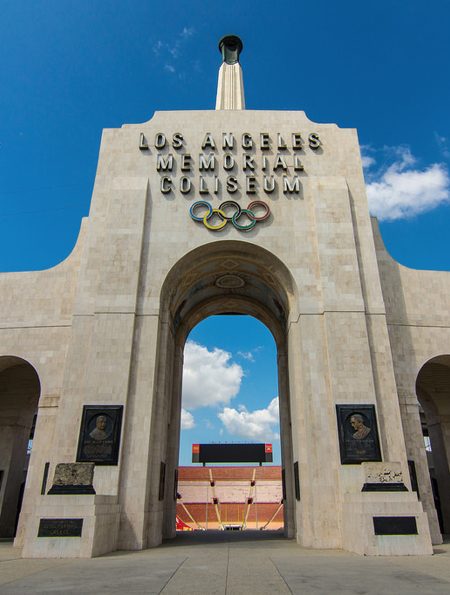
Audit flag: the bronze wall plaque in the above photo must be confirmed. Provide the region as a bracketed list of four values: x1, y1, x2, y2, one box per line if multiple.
[76, 405, 123, 465]
[294, 461, 301, 501]
[38, 518, 83, 537]
[408, 460, 420, 498]
[158, 461, 166, 501]
[336, 404, 382, 464]
[373, 516, 417, 535]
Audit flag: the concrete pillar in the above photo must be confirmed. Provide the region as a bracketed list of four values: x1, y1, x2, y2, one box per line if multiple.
[424, 413, 450, 533]
[398, 391, 442, 544]
[277, 348, 295, 539]
[289, 315, 342, 549]
[162, 344, 184, 539]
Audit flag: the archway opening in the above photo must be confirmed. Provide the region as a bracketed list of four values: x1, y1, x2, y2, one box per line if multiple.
[0, 356, 40, 538]
[177, 314, 284, 533]
[416, 355, 450, 535]
[149, 241, 298, 547]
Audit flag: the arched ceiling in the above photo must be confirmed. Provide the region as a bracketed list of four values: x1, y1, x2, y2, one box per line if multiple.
[160, 241, 297, 346]
[416, 356, 450, 416]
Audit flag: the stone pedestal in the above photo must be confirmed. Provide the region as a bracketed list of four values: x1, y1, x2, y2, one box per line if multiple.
[342, 462, 433, 555]
[22, 495, 120, 558]
[342, 492, 432, 555]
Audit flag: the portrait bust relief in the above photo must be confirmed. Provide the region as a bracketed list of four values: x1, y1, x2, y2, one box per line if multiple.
[89, 415, 111, 441]
[77, 405, 123, 465]
[336, 405, 381, 464]
[350, 414, 371, 440]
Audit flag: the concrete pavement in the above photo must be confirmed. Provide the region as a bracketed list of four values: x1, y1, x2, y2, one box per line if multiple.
[1, 531, 449, 594]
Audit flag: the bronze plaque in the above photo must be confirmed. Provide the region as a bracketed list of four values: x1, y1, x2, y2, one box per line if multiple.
[158, 461, 166, 501]
[336, 404, 382, 464]
[373, 516, 417, 535]
[38, 518, 83, 537]
[76, 405, 123, 465]
[294, 461, 301, 501]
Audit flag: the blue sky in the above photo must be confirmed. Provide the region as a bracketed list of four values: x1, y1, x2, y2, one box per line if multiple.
[1, 1, 449, 464]
[180, 317, 280, 465]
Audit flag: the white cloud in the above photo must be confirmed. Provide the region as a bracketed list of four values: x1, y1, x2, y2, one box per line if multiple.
[365, 147, 450, 221]
[237, 350, 255, 362]
[434, 132, 450, 159]
[182, 341, 243, 409]
[237, 346, 262, 363]
[153, 27, 196, 74]
[181, 408, 195, 430]
[218, 397, 280, 441]
[361, 155, 376, 169]
[181, 27, 195, 39]
[360, 145, 376, 170]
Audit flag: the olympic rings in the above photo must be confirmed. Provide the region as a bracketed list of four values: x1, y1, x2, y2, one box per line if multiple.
[232, 209, 257, 231]
[247, 201, 271, 222]
[189, 200, 271, 232]
[203, 209, 227, 231]
[190, 201, 212, 221]
[219, 200, 241, 221]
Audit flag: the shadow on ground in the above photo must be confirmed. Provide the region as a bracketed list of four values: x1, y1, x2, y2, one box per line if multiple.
[162, 528, 286, 547]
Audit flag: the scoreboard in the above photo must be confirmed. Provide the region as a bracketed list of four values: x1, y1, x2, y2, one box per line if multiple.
[192, 443, 273, 464]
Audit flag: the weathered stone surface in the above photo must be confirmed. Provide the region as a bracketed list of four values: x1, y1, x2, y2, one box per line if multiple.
[52, 463, 95, 487]
[363, 462, 403, 484]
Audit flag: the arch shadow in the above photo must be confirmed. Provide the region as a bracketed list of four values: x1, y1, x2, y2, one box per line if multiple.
[0, 356, 41, 538]
[416, 355, 450, 535]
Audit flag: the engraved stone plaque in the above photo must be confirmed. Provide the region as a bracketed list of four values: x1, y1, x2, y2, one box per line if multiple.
[336, 404, 382, 464]
[364, 462, 403, 484]
[76, 405, 123, 465]
[38, 518, 83, 537]
[361, 462, 407, 492]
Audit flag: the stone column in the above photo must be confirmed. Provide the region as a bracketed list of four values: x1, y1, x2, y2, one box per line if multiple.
[424, 412, 450, 534]
[162, 344, 184, 539]
[398, 389, 442, 544]
[277, 348, 296, 539]
[288, 315, 342, 549]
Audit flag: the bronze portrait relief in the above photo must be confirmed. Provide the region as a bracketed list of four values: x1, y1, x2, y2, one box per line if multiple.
[76, 405, 123, 465]
[89, 415, 111, 441]
[350, 414, 371, 440]
[336, 405, 381, 464]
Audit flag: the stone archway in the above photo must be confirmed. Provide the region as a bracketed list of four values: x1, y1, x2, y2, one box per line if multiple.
[416, 355, 450, 535]
[0, 356, 40, 538]
[145, 241, 299, 547]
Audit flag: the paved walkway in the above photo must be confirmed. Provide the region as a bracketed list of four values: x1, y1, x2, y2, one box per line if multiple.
[1, 531, 450, 594]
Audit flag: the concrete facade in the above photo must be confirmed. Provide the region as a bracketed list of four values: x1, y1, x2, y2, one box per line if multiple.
[0, 38, 449, 558]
